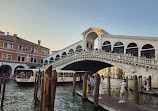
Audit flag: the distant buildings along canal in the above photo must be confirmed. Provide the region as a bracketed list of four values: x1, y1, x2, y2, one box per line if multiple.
[0, 30, 50, 77]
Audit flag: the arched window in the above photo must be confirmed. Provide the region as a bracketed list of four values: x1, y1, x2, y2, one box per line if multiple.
[113, 42, 124, 53]
[49, 57, 54, 63]
[126, 43, 138, 57]
[55, 55, 60, 61]
[68, 49, 74, 54]
[102, 41, 111, 52]
[62, 52, 67, 58]
[76, 45, 83, 52]
[44, 60, 48, 65]
[141, 44, 155, 58]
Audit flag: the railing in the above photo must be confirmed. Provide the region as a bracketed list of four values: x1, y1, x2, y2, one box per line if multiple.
[42, 51, 158, 69]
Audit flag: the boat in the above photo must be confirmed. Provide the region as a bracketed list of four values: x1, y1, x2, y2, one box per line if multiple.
[15, 68, 82, 85]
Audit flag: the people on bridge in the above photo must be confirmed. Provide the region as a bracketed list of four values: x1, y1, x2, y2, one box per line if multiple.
[90, 75, 95, 95]
[87, 74, 91, 93]
[144, 77, 147, 90]
[119, 79, 126, 103]
[99, 75, 104, 99]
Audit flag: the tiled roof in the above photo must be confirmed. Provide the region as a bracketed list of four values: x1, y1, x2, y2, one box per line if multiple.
[0, 35, 49, 49]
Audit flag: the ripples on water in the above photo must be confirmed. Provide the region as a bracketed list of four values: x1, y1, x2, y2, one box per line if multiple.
[2, 80, 105, 111]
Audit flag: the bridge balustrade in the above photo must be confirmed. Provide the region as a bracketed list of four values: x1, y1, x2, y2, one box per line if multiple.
[42, 50, 158, 69]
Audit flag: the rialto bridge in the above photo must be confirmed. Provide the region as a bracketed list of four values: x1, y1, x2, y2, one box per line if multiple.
[42, 27, 158, 88]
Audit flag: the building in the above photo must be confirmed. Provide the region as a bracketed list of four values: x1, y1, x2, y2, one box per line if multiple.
[0, 30, 50, 77]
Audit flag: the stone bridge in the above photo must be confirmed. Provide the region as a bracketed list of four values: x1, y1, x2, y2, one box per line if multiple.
[42, 27, 158, 88]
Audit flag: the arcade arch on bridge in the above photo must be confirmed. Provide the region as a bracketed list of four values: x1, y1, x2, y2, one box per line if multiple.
[76, 45, 83, 52]
[62, 52, 67, 58]
[141, 44, 155, 58]
[68, 49, 74, 54]
[102, 41, 111, 52]
[44, 60, 48, 65]
[126, 43, 138, 56]
[113, 42, 124, 54]
[49, 57, 54, 63]
[86, 32, 98, 50]
[55, 55, 60, 61]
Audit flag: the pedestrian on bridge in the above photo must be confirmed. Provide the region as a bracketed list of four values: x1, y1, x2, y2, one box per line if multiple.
[90, 75, 95, 95]
[119, 79, 126, 103]
[99, 75, 104, 99]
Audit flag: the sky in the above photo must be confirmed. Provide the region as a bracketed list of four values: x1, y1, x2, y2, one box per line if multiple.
[0, 0, 158, 51]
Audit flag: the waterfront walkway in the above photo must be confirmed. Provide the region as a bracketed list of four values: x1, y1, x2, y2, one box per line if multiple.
[76, 91, 155, 111]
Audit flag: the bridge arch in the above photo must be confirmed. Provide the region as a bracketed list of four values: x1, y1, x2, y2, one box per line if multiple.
[44, 60, 48, 65]
[76, 45, 83, 52]
[102, 41, 111, 52]
[113, 42, 124, 54]
[86, 32, 98, 50]
[55, 55, 60, 61]
[62, 52, 67, 58]
[68, 49, 74, 54]
[49, 57, 54, 63]
[54, 56, 133, 75]
[141, 44, 155, 58]
[126, 43, 138, 56]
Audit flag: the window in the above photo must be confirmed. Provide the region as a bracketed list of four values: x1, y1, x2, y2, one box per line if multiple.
[18, 45, 22, 50]
[64, 73, 68, 77]
[4, 43, 7, 48]
[30, 58, 34, 62]
[58, 73, 63, 77]
[2, 54, 6, 60]
[41, 50, 45, 54]
[22, 57, 25, 62]
[22, 46, 26, 51]
[31, 48, 34, 53]
[69, 73, 73, 77]
[17, 56, 21, 61]
[40, 59, 43, 64]
[8, 43, 13, 49]
[34, 58, 36, 63]
[34, 48, 38, 53]
[8, 55, 12, 60]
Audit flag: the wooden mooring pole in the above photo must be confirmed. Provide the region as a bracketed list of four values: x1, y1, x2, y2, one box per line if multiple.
[126, 76, 128, 90]
[1, 71, 7, 108]
[134, 75, 139, 104]
[0, 77, 2, 96]
[149, 76, 151, 91]
[40, 77, 44, 111]
[139, 76, 142, 92]
[107, 68, 111, 96]
[50, 70, 57, 111]
[73, 73, 76, 95]
[94, 74, 100, 108]
[82, 73, 87, 100]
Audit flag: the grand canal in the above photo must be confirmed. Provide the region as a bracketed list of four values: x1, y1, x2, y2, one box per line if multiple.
[1, 80, 158, 111]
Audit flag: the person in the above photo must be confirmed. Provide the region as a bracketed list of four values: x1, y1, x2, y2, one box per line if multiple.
[87, 75, 91, 93]
[119, 79, 126, 103]
[99, 75, 104, 99]
[90, 75, 95, 95]
[144, 77, 147, 90]
[146, 78, 149, 91]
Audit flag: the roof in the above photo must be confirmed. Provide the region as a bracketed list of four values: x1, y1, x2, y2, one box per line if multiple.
[0, 35, 49, 49]
[82, 27, 110, 35]
[103, 34, 158, 41]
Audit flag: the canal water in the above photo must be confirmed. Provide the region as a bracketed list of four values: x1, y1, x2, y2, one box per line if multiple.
[2, 80, 104, 111]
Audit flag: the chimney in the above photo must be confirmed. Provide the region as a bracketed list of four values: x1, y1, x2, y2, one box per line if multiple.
[7, 32, 9, 35]
[38, 40, 41, 47]
[13, 34, 17, 42]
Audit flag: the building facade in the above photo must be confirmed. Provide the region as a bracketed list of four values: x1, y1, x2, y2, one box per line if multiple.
[0, 30, 50, 77]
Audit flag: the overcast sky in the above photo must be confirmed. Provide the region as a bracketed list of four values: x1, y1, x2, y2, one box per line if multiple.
[0, 0, 158, 51]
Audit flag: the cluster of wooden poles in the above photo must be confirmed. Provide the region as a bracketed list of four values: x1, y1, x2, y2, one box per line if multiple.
[34, 65, 57, 111]
[73, 71, 152, 108]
